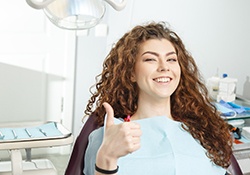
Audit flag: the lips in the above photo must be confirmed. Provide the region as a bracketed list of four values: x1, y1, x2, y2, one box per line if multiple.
[153, 77, 171, 83]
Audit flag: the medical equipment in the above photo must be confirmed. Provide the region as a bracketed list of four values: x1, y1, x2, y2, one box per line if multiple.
[214, 101, 237, 118]
[26, 0, 127, 30]
[218, 76, 238, 102]
[206, 75, 220, 100]
[0, 122, 73, 175]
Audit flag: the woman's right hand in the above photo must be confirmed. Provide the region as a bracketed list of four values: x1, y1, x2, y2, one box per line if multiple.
[95, 102, 142, 174]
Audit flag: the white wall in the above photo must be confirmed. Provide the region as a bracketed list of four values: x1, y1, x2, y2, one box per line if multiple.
[74, 0, 250, 135]
[73, 28, 108, 136]
[0, 1, 76, 127]
[108, 0, 250, 96]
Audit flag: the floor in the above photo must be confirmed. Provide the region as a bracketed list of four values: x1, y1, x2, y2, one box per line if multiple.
[37, 153, 71, 175]
[0, 153, 71, 175]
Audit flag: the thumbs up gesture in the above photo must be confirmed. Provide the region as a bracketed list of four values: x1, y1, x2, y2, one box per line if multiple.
[96, 102, 142, 166]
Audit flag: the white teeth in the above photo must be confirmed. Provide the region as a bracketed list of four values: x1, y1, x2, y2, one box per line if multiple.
[155, 77, 170, 83]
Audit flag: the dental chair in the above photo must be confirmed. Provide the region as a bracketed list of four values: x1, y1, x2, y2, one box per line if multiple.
[0, 122, 73, 175]
[65, 113, 243, 175]
[227, 155, 244, 175]
[65, 114, 98, 175]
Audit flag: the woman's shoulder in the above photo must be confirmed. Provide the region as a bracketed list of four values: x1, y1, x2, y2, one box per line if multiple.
[88, 126, 104, 143]
[83, 127, 104, 174]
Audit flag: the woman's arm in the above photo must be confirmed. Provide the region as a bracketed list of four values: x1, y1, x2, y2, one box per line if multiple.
[95, 148, 118, 175]
[95, 102, 142, 175]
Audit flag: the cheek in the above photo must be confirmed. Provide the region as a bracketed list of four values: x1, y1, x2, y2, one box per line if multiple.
[174, 66, 181, 85]
[134, 65, 147, 81]
[177, 68, 181, 80]
[174, 65, 181, 77]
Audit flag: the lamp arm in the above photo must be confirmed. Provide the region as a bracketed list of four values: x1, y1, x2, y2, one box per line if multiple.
[104, 0, 127, 11]
[26, 0, 56, 9]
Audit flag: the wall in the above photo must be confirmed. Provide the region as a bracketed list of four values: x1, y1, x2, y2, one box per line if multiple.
[74, 0, 250, 135]
[72, 2, 136, 136]
[73, 28, 108, 136]
[0, 1, 76, 128]
[108, 0, 250, 97]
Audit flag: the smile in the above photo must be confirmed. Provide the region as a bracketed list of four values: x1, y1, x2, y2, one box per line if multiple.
[154, 77, 171, 83]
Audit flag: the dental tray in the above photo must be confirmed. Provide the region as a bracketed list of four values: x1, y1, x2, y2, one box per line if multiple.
[0, 121, 71, 143]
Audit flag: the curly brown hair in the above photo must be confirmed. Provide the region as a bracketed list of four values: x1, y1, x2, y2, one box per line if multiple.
[84, 21, 232, 168]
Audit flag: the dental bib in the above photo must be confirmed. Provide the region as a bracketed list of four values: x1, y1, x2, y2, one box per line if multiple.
[84, 116, 226, 175]
[116, 116, 225, 174]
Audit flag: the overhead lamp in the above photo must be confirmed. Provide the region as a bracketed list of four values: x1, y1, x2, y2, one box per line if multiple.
[26, 0, 127, 30]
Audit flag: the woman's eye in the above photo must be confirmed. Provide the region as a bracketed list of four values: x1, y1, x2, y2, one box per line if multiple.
[167, 58, 177, 62]
[144, 58, 156, 62]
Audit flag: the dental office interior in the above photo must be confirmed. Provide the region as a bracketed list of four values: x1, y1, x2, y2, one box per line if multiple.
[1, 0, 250, 174]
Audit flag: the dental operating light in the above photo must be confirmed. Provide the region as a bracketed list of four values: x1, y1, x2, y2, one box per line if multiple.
[26, 0, 127, 30]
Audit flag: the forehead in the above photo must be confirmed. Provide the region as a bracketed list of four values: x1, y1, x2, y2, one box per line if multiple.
[138, 39, 176, 54]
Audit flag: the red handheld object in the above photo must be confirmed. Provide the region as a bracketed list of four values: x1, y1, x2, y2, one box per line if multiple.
[124, 115, 131, 122]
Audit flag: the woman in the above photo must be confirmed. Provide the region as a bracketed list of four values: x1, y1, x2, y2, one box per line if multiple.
[83, 21, 232, 175]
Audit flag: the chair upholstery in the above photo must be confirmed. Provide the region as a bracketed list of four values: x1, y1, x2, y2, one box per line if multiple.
[65, 113, 98, 175]
[65, 113, 243, 175]
[227, 154, 243, 175]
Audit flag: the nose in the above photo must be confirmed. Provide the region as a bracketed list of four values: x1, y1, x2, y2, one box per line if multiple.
[158, 67, 168, 72]
[157, 61, 169, 72]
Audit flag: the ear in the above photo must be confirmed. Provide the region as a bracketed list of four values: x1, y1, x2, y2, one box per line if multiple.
[131, 73, 136, 82]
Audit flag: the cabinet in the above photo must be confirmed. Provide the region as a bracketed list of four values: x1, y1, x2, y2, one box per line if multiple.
[225, 98, 250, 160]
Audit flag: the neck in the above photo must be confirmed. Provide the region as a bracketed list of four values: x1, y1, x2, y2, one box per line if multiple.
[132, 96, 173, 121]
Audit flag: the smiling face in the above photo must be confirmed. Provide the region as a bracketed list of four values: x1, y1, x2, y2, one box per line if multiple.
[134, 39, 181, 102]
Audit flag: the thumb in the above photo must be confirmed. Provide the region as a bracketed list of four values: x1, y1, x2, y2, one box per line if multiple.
[103, 102, 115, 128]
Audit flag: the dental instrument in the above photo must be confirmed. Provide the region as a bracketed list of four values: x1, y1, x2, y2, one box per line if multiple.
[39, 128, 47, 136]
[0, 131, 4, 139]
[12, 129, 17, 139]
[25, 128, 32, 137]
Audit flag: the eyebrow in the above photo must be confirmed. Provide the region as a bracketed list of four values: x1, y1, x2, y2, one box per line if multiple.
[141, 51, 177, 57]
